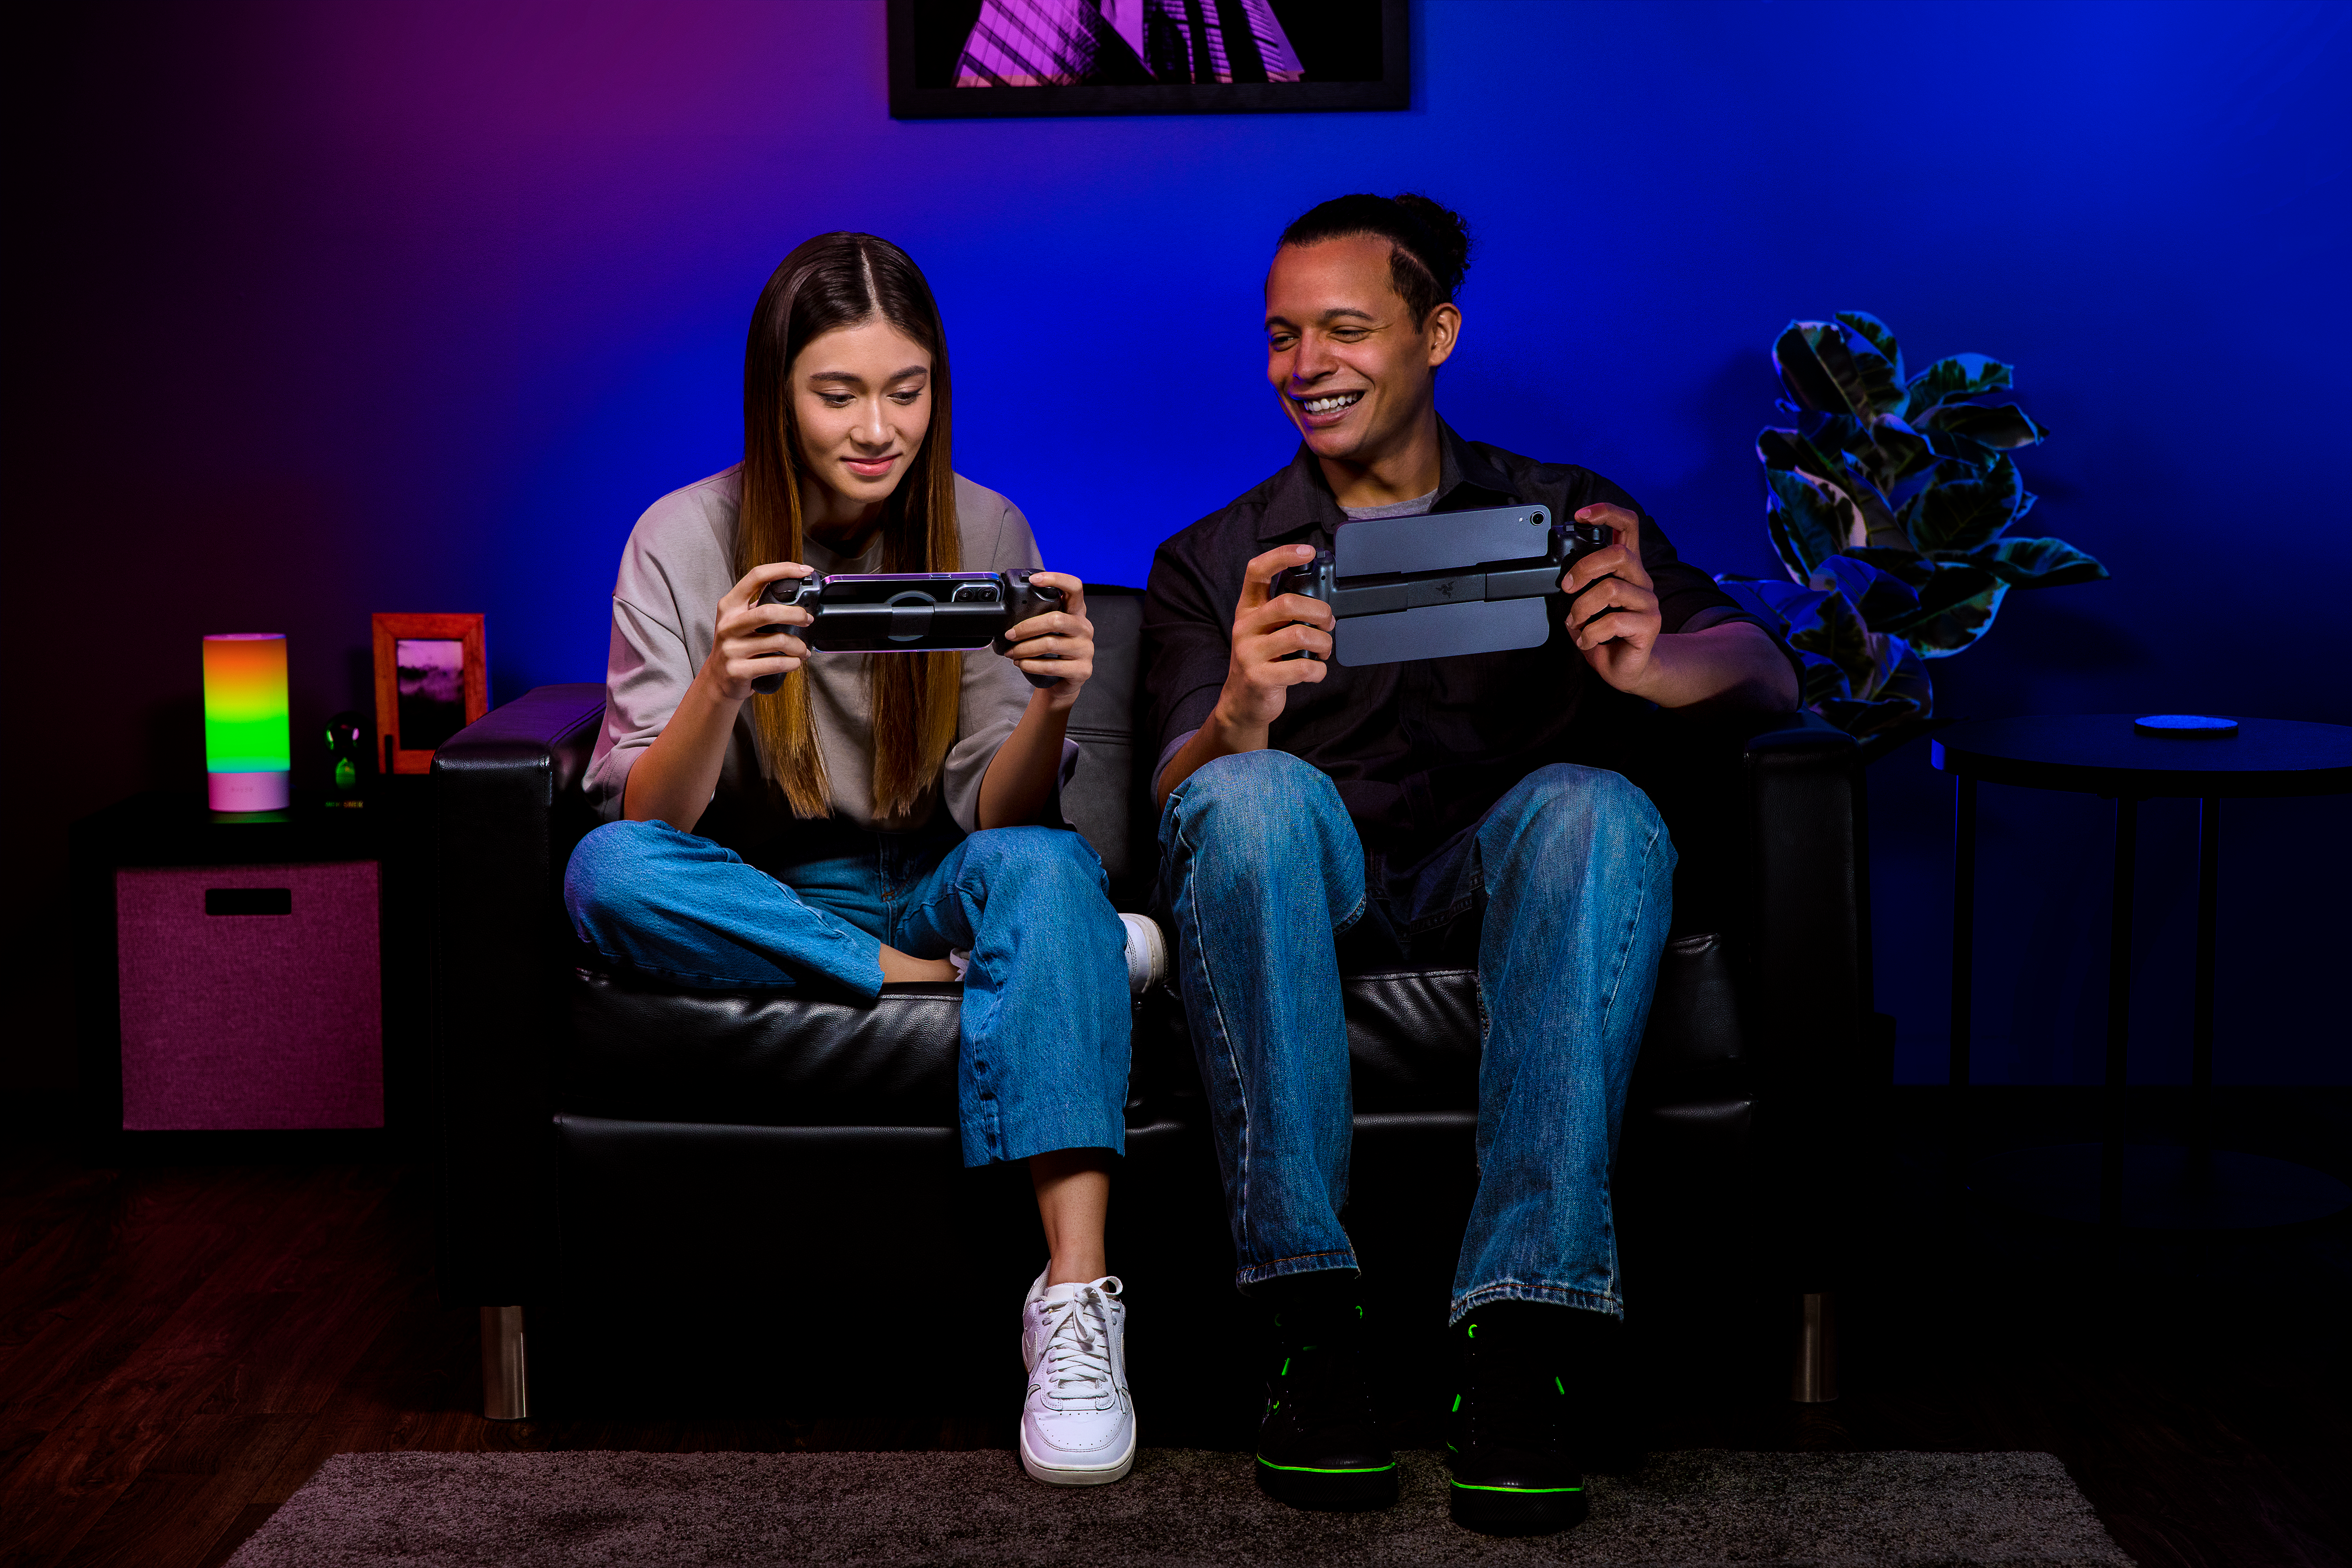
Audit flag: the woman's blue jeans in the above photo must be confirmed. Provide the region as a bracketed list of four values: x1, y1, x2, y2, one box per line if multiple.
[1157, 751, 1674, 1322]
[564, 815, 1132, 1169]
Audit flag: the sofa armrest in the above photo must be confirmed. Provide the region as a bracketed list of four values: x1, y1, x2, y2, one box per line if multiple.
[430, 683, 607, 1304]
[1738, 713, 1864, 1088]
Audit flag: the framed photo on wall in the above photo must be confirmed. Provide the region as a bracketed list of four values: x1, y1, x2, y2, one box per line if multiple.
[889, 0, 1407, 119]
[372, 613, 488, 776]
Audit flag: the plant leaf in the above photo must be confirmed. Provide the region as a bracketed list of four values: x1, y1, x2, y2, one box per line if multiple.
[1759, 429, 1909, 556]
[1816, 632, 1933, 737]
[1843, 545, 1937, 586]
[1903, 575, 2010, 657]
[1784, 586, 1874, 700]
[1764, 468, 1849, 580]
[1711, 575, 1830, 627]
[1811, 554, 1922, 632]
[1853, 416, 1928, 491]
[1966, 536, 2110, 588]
[1773, 322, 1851, 416]
[1903, 353, 2013, 420]
[1878, 559, 2002, 636]
[1917, 401, 2050, 450]
[1796, 649, 1852, 709]
[1807, 319, 1908, 419]
[1834, 311, 1904, 386]
[1873, 636, 1933, 715]
[1904, 454, 2024, 553]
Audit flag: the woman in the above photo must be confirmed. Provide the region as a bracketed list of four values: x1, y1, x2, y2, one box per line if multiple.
[566, 233, 1137, 1487]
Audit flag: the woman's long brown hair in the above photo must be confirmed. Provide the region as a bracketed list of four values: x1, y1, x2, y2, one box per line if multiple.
[736, 233, 962, 822]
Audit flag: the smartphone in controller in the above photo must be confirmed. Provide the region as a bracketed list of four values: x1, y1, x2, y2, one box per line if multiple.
[751, 569, 1066, 693]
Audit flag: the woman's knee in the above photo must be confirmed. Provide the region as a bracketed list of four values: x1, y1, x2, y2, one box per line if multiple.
[958, 824, 1109, 897]
[562, 818, 683, 936]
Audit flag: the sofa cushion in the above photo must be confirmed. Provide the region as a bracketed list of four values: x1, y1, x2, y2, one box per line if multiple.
[558, 931, 1744, 1128]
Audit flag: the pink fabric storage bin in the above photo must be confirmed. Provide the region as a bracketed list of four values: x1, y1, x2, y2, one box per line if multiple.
[115, 860, 384, 1130]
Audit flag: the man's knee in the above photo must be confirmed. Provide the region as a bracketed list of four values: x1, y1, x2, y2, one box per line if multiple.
[1162, 748, 1346, 850]
[1489, 764, 1673, 872]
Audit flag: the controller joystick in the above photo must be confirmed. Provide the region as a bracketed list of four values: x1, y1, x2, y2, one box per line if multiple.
[1269, 549, 1338, 662]
[991, 569, 1070, 690]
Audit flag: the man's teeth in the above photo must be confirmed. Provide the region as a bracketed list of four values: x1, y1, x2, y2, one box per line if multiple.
[1302, 392, 1363, 414]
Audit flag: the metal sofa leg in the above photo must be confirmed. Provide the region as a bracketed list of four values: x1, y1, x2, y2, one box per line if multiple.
[1791, 1291, 1838, 1403]
[481, 1305, 530, 1420]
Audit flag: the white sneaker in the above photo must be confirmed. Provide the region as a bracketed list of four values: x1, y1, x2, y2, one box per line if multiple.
[1018, 1270, 1137, 1486]
[1118, 913, 1168, 997]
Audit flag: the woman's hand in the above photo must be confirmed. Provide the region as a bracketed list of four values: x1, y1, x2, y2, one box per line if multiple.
[701, 561, 815, 704]
[1000, 572, 1094, 712]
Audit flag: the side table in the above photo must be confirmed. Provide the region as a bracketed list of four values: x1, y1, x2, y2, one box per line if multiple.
[1932, 715, 2352, 1228]
[69, 781, 432, 1156]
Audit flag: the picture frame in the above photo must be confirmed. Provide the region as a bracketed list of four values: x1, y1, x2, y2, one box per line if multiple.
[888, 0, 1408, 119]
[371, 613, 488, 776]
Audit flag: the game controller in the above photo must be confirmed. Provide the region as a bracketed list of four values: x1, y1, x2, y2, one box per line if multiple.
[1267, 504, 1615, 668]
[750, 568, 1068, 694]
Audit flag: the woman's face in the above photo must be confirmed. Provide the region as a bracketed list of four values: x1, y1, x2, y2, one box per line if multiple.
[791, 317, 933, 507]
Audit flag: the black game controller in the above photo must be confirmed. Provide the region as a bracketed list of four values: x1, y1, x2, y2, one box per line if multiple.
[1268, 506, 1615, 667]
[751, 569, 1067, 694]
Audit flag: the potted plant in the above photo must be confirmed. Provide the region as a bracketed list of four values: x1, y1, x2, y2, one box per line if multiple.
[1714, 311, 2108, 751]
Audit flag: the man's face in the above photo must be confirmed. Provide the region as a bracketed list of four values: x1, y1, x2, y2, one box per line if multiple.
[1264, 235, 1457, 468]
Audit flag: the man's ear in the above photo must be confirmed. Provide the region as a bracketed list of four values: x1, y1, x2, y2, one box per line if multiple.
[1425, 302, 1462, 369]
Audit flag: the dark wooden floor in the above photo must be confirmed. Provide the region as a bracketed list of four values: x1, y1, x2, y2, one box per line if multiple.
[2, 1087, 2347, 1567]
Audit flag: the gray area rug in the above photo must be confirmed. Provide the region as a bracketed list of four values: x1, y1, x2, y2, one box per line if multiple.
[227, 1447, 2134, 1566]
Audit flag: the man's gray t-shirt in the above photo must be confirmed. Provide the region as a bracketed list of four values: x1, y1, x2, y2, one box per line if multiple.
[584, 467, 1048, 847]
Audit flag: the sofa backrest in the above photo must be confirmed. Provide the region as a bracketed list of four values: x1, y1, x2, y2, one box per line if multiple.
[1058, 586, 1152, 908]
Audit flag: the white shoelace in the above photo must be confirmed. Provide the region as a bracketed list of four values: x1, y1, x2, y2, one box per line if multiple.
[1035, 1282, 1119, 1410]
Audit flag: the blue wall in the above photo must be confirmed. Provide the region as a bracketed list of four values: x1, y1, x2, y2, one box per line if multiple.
[14, 0, 2348, 1090]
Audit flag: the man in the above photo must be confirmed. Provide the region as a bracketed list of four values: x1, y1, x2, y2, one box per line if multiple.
[1143, 193, 1797, 1537]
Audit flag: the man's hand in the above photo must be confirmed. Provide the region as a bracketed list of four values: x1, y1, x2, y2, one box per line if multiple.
[1560, 503, 1661, 693]
[1154, 543, 1334, 803]
[1213, 543, 1334, 735]
[1559, 503, 1801, 712]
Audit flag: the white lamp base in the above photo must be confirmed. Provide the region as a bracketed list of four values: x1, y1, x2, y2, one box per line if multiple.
[209, 770, 291, 812]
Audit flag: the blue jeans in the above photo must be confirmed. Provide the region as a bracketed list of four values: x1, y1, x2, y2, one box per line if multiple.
[1157, 751, 1673, 1321]
[564, 816, 1132, 1169]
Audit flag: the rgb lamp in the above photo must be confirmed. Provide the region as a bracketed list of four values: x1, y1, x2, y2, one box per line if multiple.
[203, 634, 291, 811]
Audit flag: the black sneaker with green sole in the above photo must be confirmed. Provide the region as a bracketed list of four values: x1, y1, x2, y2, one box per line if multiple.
[1445, 1306, 1591, 1536]
[1253, 1294, 1397, 1511]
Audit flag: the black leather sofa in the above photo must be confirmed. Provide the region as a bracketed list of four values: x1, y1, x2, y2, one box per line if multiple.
[431, 587, 1869, 1423]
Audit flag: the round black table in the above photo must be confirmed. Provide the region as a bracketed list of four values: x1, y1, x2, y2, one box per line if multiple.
[1930, 715, 2352, 1229]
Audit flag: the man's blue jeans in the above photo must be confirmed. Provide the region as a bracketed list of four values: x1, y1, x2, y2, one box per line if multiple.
[564, 816, 1132, 1169]
[1157, 751, 1673, 1322]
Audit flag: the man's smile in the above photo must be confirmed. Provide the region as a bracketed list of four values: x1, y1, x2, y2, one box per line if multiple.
[1292, 388, 1366, 422]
